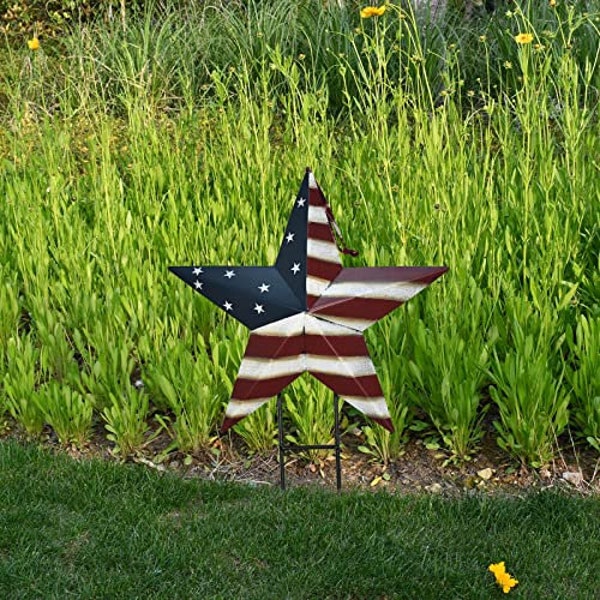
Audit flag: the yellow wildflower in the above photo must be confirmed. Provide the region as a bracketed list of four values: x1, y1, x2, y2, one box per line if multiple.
[27, 37, 40, 51]
[489, 562, 519, 594]
[360, 5, 386, 18]
[550, 0, 557, 7]
[514, 32, 534, 45]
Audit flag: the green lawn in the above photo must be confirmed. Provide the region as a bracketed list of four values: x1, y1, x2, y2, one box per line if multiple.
[1, 440, 598, 599]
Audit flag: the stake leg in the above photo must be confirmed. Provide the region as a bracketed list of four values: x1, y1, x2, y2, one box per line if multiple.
[277, 393, 286, 491]
[277, 391, 343, 491]
[334, 394, 341, 492]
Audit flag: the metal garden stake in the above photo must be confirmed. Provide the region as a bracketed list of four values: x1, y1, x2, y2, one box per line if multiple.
[170, 168, 447, 489]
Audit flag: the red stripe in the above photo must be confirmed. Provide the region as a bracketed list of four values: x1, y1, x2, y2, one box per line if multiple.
[220, 416, 242, 434]
[308, 222, 335, 242]
[371, 416, 394, 433]
[245, 334, 304, 359]
[305, 334, 369, 357]
[232, 374, 300, 400]
[333, 266, 448, 285]
[307, 257, 342, 282]
[310, 373, 383, 397]
[310, 297, 402, 320]
[240, 334, 369, 359]
[309, 187, 327, 207]
[307, 294, 319, 309]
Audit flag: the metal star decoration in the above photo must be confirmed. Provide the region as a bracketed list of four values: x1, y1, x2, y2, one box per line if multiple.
[170, 169, 447, 433]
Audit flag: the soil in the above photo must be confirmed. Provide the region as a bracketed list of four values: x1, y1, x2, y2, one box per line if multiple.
[3, 418, 599, 496]
[177, 431, 600, 496]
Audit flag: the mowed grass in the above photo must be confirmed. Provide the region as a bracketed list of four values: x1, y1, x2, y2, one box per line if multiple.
[1, 440, 599, 599]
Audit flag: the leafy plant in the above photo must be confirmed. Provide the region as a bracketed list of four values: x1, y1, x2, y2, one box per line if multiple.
[565, 315, 600, 452]
[4, 336, 44, 437]
[360, 317, 413, 464]
[35, 381, 94, 447]
[407, 281, 497, 460]
[84, 339, 138, 410]
[143, 341, 224, 454]
[101, 388, 150, 457]
[231, 402, 277, 455]
[489, 300, 570, 467]
[0, 278, 20, 343]
[284, 375, 335, 464]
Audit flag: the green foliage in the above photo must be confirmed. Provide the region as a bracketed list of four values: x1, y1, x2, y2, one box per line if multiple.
[35, 381, 94, 446]
[284, 375, 335, 463]
[144, 340, 225, 453]
[101, 389, 150, 457]
[360, 317, 413, 464]
[0, 278, 20, 343]
[489, 299, 570, 467]
[0, 276, 20, 424]
[0, 0, 599, 467]
[0, 1, 143, 36]
[6, 0, 596, 119]
[231, 402, 277, 455]
[566, 315, 600, 451]
[406, 278, 498, 460]
[3, 336, 44, 437]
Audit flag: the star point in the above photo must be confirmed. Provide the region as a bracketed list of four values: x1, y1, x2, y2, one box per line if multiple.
[258, 283, 270, 293]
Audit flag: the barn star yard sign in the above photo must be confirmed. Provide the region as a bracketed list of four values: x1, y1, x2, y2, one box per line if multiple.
[170, 168, 447, 435]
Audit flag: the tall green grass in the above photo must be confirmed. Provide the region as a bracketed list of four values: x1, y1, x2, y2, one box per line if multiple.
[0, 0, 598, 467]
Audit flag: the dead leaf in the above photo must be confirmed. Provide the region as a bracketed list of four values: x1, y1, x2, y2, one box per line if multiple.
[477, 467, 493, 481]
[562, 471, 584, 487]
[425, 482, 443, 494]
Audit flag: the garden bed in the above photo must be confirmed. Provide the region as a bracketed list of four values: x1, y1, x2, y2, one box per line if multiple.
[3, 416, 598, 496]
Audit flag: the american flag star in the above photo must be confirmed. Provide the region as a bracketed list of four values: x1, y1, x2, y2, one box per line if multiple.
[169, 168, 447, 433]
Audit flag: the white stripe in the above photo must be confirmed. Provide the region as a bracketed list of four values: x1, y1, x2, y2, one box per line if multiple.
[307, 239, 340, 264]
[342, 396, 391, 419]
[237, 355, 306, 379]
[253, 313, 305, 336]
[312, 314, 373, 332]
[226, 398, 271, 418]
[307, 275, 331, 297]
[237, 353, 376, 380]
[308, 172, 317, 188]
[321, 280, 426, 302]
[305, 314, 357, 336]
[306, 355, 376, 377]
[308, 205, 328, 225]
